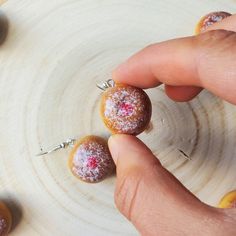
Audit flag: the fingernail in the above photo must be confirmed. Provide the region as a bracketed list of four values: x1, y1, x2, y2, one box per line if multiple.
[108, 135, 119, 164]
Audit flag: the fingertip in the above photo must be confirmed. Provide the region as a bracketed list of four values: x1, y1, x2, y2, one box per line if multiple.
[108, 134, 158, 168]
[108, 134, 131, 164]
[108, 134, 132, 149]
[108, 135, 138, 164]
[112, 47, 162, 88]
[112, 63, 128, 84]
[165, 85, 203, 102]
[108, 134, 150, 155]
[108, 135, 118, 164]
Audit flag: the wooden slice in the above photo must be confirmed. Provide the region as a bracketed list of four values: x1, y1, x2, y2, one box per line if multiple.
[0, 1, 236, 235]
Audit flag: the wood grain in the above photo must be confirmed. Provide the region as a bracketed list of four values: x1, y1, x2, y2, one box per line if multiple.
[0, 0, 7, 6]
[0, 1, 236, 235]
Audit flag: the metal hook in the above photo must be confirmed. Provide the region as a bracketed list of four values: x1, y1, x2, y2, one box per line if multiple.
[36, 138, 76, 156]
[96, 79, 115, 91]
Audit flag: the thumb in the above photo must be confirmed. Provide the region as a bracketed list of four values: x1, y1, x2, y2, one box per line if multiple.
[108, 135, 236, 236]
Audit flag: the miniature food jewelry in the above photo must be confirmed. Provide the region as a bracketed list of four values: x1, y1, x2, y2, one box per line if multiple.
[98, 80, 152, 135]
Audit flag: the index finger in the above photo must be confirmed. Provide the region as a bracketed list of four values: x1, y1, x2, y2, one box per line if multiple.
[112, 36, 200, 88]
[113, 14, 236, 89]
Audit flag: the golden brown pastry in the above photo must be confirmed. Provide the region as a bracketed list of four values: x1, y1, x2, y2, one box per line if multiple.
[218, 190, 236, 208]
[100, 84, 152, 135]
[195, 11, 231, 34]
[68, 136, 115, 183]
[0, 202, 12, 236]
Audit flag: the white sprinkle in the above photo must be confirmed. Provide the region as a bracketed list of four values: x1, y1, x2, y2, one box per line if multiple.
[0, 217, 7, 233]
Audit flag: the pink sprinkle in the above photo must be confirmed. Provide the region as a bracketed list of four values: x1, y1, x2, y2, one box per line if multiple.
[119, 102, 134, 116]
[87, 156, 98, 169]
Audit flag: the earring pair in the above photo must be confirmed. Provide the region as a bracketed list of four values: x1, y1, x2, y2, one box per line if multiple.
[37, 79, 152, 183]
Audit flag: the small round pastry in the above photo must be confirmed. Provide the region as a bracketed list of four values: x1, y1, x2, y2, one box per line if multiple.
[68, 136, 115, 183]
[100, 83, 152, 135]
[195, 11, 231, 34]
[218, 190, 236, 208]
[0, 202, 12, 236]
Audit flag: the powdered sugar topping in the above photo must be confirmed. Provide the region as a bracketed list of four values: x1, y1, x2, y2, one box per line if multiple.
[71, 139, 114, 182]
[0, 217, 7, 234]
[201, 12, 231, 32]
[103, 86, 151, 135]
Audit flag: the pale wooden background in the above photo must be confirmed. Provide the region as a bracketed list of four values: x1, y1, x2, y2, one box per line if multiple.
[0, 1, 236, 235]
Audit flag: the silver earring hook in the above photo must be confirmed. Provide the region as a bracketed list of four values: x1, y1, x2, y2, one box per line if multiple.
[36, 138, 76, 156]
[96, 79, 115, 91]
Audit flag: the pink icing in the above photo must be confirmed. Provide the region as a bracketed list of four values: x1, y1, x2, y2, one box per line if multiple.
[87, 156, 98, 169]
[119, 102, 134, 116]
[103, 86, 151, 134]
[71, 140, 114, 182]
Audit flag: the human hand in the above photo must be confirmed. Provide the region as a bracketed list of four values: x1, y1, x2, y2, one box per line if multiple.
[108, 15, 236, 236]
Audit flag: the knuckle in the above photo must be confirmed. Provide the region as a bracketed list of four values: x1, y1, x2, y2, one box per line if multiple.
[114, 167, 143, 221]
[196, 29, 236, 46]
[194, 30, 236, 84]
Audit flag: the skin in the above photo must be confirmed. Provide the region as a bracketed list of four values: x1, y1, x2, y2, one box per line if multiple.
[108, 14, 236, 236]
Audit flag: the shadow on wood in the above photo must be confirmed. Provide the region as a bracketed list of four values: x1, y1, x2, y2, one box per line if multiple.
[0, 10, 8, 46]
[2, 197, 23, 233]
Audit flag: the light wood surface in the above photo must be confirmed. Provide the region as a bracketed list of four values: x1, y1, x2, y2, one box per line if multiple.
[0, 0, 7, 6]
[0, 1, 236, 235]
